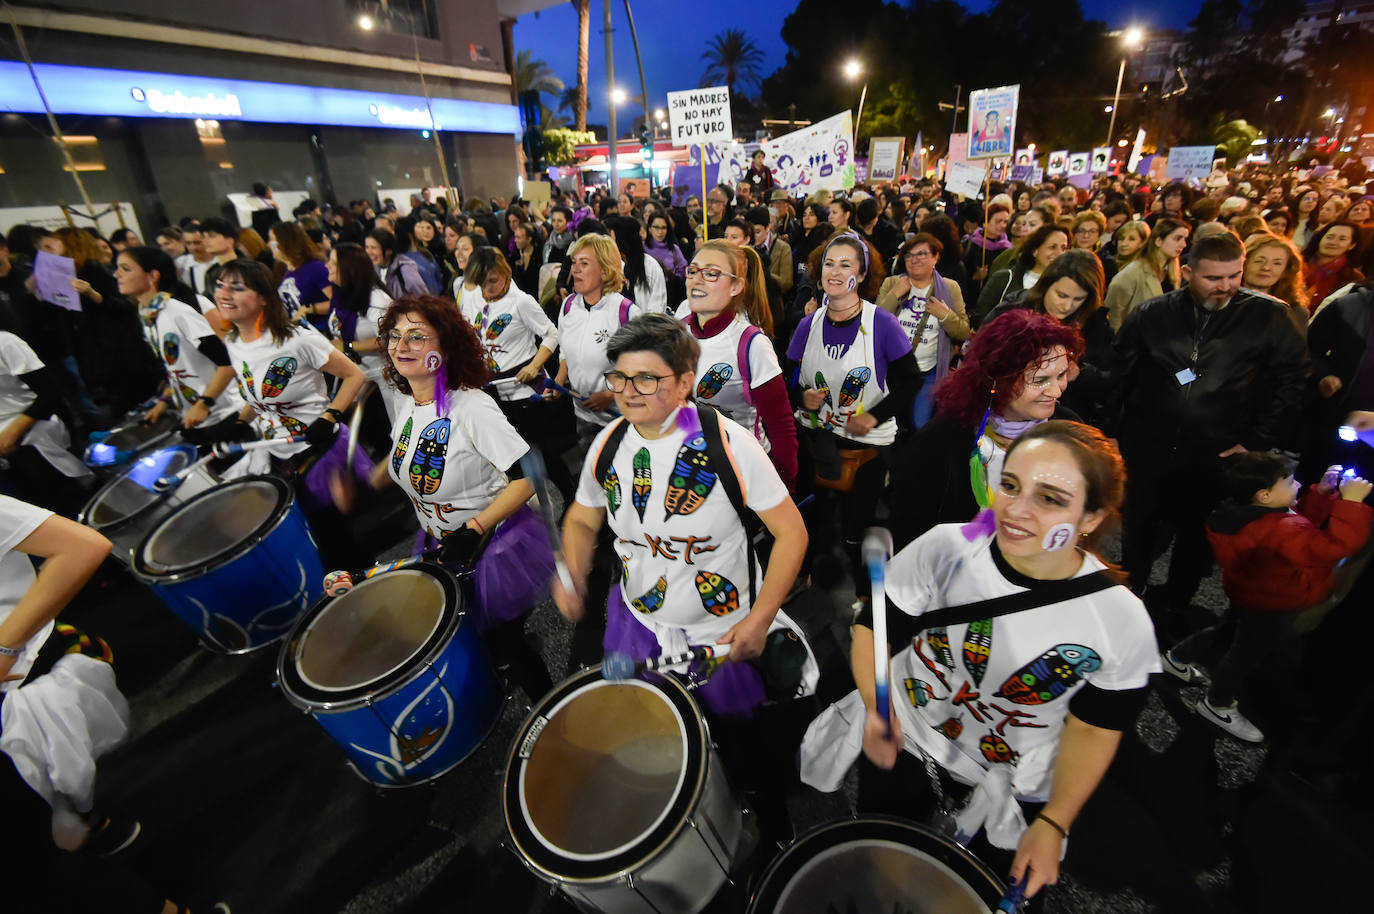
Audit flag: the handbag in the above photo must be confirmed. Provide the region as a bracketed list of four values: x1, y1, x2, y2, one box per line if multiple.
[809, 429, 879, 492]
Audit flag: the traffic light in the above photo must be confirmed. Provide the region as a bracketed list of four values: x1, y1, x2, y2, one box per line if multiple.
[640, 127, 653, 161]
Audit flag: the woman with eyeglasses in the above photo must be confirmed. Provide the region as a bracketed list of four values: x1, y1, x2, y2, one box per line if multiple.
[214, 259, 370, 566]
[678, 240, 797, 489]
[555, 312, 815, 845]
[887, 310, 1084, 549]
[367, 293, 554, 700]
[876, 233, 972, 430]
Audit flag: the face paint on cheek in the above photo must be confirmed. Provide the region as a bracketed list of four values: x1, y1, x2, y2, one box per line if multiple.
[846, 276, 857, 292]
[1042, 523, 1077, 552]
[424, 351, 442, 372]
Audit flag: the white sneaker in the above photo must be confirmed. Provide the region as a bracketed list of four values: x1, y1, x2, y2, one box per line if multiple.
[1160, 650, 1207, 683]
[1197, 699, 1265, 743]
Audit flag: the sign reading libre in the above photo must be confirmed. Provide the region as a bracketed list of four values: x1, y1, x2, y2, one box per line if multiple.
[667, 86, 733, 147]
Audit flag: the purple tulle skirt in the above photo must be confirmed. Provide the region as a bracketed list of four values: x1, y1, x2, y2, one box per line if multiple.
[469, 504, 553, 630]
[299, 425, 376, 511]
[603, 585, 765, 719]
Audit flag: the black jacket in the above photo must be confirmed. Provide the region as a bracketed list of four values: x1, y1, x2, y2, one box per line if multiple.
[972, 263, 1028, 327]
[1308, 282, 1374, 419]
[1113, 287, 1309, 459]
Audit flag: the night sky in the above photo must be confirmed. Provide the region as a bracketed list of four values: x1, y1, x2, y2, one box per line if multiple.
[512, 0, 1205, 126]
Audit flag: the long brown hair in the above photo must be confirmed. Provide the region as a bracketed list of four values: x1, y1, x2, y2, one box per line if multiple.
[270, 221, 323, 269]
[220, 259, 295, 345]
[693, 240, 773, 338]
[1005, 420, 1125, 553]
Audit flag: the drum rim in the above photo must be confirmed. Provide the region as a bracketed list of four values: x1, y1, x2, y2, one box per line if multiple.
[83, 412, 180, 465]
[78, 444, 201, 531]
[130, 475, 295, 582]
[502, 667, 709, 883]
[276, 562, 464, 711]
[746, 815, 1007, 913]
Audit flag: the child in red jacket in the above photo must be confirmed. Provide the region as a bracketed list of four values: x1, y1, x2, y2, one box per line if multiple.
[1161, 451, 1373, 742]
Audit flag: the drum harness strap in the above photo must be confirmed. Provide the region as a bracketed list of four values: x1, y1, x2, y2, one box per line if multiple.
[865, 570, 1122, 843]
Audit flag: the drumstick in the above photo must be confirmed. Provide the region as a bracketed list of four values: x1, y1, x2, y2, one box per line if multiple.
[997, 877, 1027, 912]
[862, 527, 895, 738]
[209, 435, 306, 459]
[519, 448, 578, 596]
[532, 377, 621, 418]
[601, 643, 734, 680]
[346, 382, 374, 473]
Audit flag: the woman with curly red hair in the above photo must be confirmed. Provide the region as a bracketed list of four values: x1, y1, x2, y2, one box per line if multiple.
[888, 309, 1084, 549]
[372, 293, 553, 699]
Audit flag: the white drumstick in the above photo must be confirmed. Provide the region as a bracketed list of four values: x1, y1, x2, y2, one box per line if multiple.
[347, 383, 373, 473]
[210, 435, 306, 459]
[862, 527, 895, 737]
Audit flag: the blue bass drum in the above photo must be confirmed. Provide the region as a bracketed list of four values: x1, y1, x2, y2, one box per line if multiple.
[131, 475, 323, 653]
[276, 563, 503, 787]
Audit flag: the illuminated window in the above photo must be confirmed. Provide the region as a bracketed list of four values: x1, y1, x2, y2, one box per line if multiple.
[57, 135, 105, 172]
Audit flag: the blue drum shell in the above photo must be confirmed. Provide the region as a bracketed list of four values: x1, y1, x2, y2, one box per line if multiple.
[278, 564, 504, 788]
[132, 476, 323, 654]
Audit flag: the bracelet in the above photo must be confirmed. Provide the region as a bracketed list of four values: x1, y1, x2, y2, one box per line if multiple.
[0, 642, 23, 657]
[196, 395, 216, 407]
[323, 407, 345, 422]
[1036, 812, 1069, 839]
[469, 516, 486, 535]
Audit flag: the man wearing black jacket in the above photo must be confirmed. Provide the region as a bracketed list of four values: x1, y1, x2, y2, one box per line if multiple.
[1114, 232, 1309, 632]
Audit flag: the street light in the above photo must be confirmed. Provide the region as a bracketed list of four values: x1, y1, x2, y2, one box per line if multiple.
[611, 87, 628, 106]
[844, 59, 868, 142]
[357, 13, 375, 30]
[1107, 26, 1145, 146]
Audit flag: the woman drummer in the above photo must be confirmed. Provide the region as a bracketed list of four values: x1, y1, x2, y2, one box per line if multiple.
[213, 259, 370, 567]
[373, 293, 553, 701]
[555, 313, 815, 842]
[805, 421, 1157, 907]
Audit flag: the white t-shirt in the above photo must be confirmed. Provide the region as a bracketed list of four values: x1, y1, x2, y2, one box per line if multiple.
[574, 405, 788, 642]
[185, 258, 215, 298]
[387, 389, 529, 539]
[328, 287, 392, 385]
[459, 284, 559, 402]
[225, 326, 336, 458]
[0, 331, 42, 427]
[632, 253, 668, 313]
[140, 295, 238, 425]
[893, 284, 942, 372]
[0, 495, 55, 693]
[884, 524, 1159, 797]
[557, 291, 644, 425]
[682, 314, 781, 448]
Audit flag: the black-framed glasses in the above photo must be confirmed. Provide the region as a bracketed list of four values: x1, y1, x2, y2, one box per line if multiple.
[604, 370, 675, 395]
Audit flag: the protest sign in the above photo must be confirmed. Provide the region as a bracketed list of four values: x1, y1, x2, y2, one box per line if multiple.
[1091, 147, 1111, 173]
[1165, 145, 1216, 182]
[945, 160, 988, 199]
[1067, 152, 1090, 176]
[667, 87, 733, 147]
[1127, 128, 1146, 174]
[967, 85, 1019, 160]
[1014, 148, 1034, 165]
[1047, 150, 1068, 175]
[868, 137, 904, 181]
[1010, 164, 1033, 182]
[1030, 166, 1045, 185]
[34, 251, 79, 311]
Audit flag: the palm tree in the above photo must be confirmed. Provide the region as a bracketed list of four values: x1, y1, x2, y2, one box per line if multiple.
[515, 49, 564, 100]
[699, 29, 764, 97]
[572, 0, 590, 131]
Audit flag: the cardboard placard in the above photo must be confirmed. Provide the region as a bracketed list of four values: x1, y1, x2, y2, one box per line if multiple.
[667, 86, 734, 147]
[967, 85, 1020, 160]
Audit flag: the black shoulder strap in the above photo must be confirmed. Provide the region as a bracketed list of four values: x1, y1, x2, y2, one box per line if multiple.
[884, 570, 1123, 650]
[593, 417, 631, 488]
[697, 405, 758, 604]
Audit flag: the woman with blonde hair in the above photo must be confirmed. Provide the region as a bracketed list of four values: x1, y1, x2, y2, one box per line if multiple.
[1243, 232, 1308, 324]
[1103, 216, 1189, 331]
[554, 234, 644, 433]
[1112, 220, 1150, 271]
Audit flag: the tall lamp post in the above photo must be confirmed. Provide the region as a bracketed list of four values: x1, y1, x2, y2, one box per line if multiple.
[1107, 26, 1145, 148]
[844, 58, 868, 143]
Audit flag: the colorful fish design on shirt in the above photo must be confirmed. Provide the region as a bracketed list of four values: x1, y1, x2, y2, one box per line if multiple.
[261, 357, 298, 398]
[962, 619, 993, 685]
[484, 313, 512, 340]
[979, 732, 1018, 764]
[177, 382, 199, 405]
[927, 627, 955, 669]
[934, 717, 963, 741]
[603, 467, 622, 516]
[664, 432, 717, 519]
[161, 332, 180, 364]
[814, 371, 833, 411]
[632, 447, 652, 522]
[904, 677, 935, 708]
[280, 415, 307, 436]
[392, 416, 412, 475]
[240, 361, 255, 399]
[837, 366, 871, 408]
[695, 571, 739, 616]
[630, 575, 668, 615]
[695, 363, 733, 400]
[408, 418, 450, 497]
[995, 643, 1102, 706]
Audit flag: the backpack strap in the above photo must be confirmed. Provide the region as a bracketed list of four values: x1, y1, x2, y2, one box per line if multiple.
[561, 293, 577, 317]
[697, 405, 758, 605]
[592, 416, 631, 490]
[735, 324, 761, 407]
[619, 298, 633, 325]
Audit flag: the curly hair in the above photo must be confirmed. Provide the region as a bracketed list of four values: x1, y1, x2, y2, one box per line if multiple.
[1244, 233, 1308, 311]
[377, 294, 491, 398]
[933, 309, 1084, 430]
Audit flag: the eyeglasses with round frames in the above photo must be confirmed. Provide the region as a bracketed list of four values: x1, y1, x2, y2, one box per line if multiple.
[603, 371, 676, 395]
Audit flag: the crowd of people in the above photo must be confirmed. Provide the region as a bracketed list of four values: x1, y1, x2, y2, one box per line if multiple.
[2, 152, 1374, 911]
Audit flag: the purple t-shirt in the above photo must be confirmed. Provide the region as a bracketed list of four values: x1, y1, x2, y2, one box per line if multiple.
[786, 306, 912, 389]
[279, 259, 331, 331]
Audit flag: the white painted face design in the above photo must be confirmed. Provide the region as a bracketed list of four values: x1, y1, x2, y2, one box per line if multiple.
[1042, 523, 1077, 552]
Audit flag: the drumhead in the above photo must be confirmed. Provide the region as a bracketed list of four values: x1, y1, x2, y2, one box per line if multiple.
[83, 446, 197, 529]
[504, 669, 707, 881]
[103, 411, 178, 449]
[277, 563, 462, 710]
[749, 818, 1005, 914]
[135, 477, 288, 576]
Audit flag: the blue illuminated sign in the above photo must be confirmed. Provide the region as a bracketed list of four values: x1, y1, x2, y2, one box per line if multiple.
[0, 61, 520, 134]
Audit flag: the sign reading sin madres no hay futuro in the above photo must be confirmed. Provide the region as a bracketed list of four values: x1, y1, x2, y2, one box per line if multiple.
[667, 87, 734, 147]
